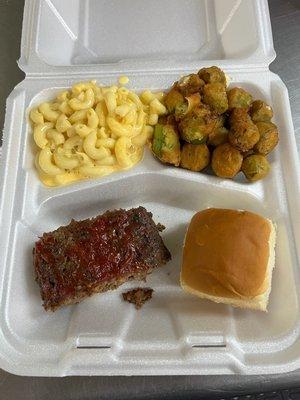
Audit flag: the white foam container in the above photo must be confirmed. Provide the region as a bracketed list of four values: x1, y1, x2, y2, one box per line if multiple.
[0, 0, 300, 376]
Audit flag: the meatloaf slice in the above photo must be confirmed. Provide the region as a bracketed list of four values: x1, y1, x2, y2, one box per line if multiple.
[33, 207, 171, 311]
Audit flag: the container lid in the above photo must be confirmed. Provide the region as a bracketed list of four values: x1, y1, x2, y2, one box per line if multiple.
[19, 0, 275, 76]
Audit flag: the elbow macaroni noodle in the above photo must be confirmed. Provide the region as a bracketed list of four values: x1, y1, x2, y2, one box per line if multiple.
[30, 78, 166, 186]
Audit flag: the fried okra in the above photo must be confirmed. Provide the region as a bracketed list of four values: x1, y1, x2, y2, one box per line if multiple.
[174, 93, 201, 121]
[211, 143, 243, 178]
[165, 86, 202, 120]
[179, 105, 218, 144]
[208, 126, 229, 147]
[180, 144, 210, 172]
[158, 114, 176, 125]
[152, 124, 181, 166]
[151, 66, 278, 183]
[250, 100, 273, 122]
[227, 87, 253, 110]
[242, 154, 270, 182]
[228, 108, 260, 152]
[198, 66, 226, 85]
[176, 74, 204, 97]
[165, 88, 185, 114]
[229, 107, 249, 124]
[203, 83, 228, 114]
[254, 121, 279, 155]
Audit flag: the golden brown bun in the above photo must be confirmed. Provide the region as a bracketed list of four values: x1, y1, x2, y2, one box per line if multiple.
[180, 208, 276, 311]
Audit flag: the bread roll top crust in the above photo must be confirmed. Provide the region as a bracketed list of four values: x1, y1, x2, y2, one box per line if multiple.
[181, 208, 271, 299]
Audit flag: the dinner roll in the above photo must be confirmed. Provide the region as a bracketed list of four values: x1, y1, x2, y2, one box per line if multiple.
[180, 208, 276, 311]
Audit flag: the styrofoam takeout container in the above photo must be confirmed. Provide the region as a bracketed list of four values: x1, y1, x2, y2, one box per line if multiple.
[0, 0, 300, 376]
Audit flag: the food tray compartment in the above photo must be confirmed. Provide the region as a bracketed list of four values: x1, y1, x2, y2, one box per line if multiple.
[0, 69, 300, 376]
[19, 0, 275, 74]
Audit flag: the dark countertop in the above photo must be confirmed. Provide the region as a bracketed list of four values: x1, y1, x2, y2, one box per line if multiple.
[0, 0, 299, 399]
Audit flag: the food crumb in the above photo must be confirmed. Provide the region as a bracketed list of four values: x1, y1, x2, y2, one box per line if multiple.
[156, 223, 166, 232]
[122, 288, 154, 309]
[119, 76, 129, 85]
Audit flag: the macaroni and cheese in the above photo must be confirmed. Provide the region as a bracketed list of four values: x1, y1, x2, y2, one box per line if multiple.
[30, 79, 166, 187]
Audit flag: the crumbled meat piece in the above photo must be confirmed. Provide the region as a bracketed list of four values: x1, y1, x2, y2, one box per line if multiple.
[122, 288, 154, 309]
[156, 223, 166, 232]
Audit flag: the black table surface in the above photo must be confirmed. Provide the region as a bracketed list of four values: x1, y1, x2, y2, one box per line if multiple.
[0, 0, 300, 399]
